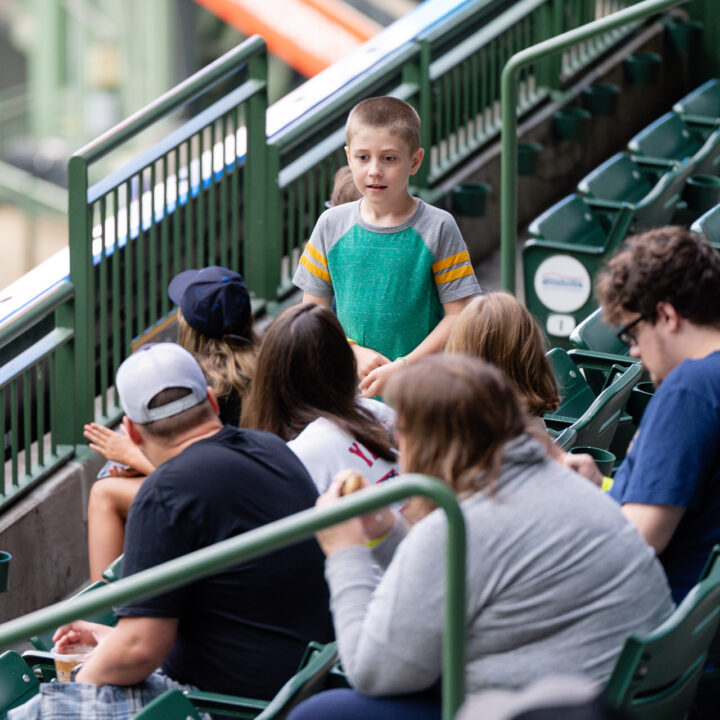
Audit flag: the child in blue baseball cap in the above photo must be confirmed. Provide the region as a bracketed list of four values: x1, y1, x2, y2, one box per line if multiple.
[83, 266, 258, 580]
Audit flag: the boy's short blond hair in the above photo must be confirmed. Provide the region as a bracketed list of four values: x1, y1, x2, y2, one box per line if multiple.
[346, 96, 421, 154]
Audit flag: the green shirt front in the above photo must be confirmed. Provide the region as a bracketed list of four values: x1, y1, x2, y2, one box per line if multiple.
[294, 199, 480, 360]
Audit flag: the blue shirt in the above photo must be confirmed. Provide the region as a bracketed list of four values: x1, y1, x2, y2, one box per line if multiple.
[610, 350, 720, 603]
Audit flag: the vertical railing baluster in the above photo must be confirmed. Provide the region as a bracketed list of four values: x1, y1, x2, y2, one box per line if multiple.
[220, 114, 229, 269]
[161, 155, 170, 317]
[149, 162, 158, 326]
[10, 380, 18, 486]
[23, 372, 31, 478]
[197, 132, 205, 268]
[99, 196, 108, 417]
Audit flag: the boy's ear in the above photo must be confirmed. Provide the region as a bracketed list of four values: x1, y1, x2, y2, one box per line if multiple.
[344, 145, 351, 163]
[409, 148, 424, 175]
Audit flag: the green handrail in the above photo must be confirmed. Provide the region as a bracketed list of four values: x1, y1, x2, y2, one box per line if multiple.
[500, 0, 691, 293]
[0, 475, 467, 720]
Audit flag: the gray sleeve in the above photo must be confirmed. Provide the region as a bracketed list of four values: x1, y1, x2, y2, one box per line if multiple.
[292, 212, 334, 297]
[371, 514, 408, 569]
[325, 514, 446, 695]
[418, 205, 481, 303]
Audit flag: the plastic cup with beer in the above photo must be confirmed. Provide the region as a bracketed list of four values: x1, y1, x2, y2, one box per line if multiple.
[50, 644, 93, 683]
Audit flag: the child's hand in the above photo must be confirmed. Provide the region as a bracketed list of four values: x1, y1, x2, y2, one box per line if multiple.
[359, 359, 404, 398]
[314, 478, 366, 556]
[83, 422, 155, 475]
[352, 344, 391, 379]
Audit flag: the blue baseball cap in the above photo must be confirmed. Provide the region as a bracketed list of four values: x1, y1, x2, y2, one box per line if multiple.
[168, 266, 251, 339]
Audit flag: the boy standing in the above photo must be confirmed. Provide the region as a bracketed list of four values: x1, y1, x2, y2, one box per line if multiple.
[293, 97, 480, 397]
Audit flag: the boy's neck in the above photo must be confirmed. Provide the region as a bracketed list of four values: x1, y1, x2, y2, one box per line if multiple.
[359, 194, 418, 227]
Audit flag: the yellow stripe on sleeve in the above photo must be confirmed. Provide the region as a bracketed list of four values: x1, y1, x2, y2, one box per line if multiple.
[305, 243, 328, 268]
[434, 264, 474, 285]
[299, 253, 331, 283]
[432, 250, 470, 273]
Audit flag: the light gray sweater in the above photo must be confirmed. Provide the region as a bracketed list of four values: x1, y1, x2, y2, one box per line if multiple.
[325, 434, 675, 696]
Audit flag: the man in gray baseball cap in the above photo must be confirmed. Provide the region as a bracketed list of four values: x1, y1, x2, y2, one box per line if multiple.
[10, 343, 333, 720]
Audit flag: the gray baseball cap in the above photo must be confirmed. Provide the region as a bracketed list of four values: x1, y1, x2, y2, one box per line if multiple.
[116, 343, 207, 423]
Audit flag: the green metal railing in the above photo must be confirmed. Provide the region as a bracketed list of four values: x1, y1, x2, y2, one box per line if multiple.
[0, 0, 671, 509]
[68, 35, 269, 435]
[0, 476, 467, 720]
[500, 0, 692, 293]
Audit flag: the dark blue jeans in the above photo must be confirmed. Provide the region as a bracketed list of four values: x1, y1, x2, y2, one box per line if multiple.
[287, 688, 441, 720]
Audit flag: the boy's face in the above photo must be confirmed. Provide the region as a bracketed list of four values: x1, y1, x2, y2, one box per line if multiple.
[345, 123, 424, 214]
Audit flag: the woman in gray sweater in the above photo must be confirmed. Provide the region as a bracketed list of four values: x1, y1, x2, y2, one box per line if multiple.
[288, 354, 675, 720]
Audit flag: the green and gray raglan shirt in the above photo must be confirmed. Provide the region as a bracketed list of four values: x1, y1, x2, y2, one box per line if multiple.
[293, 199, 481, 360]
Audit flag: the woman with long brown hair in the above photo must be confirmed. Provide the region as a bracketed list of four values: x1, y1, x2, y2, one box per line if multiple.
[241, 303, 398, 493]
[287, 354, 674, 720]
[83, 266, 258, 580]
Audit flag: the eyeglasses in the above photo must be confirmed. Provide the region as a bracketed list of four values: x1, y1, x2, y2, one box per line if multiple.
[616, 314, 645, 347]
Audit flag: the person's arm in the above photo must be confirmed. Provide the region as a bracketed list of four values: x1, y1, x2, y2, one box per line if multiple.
[620, 504, 686, 555]
[54, 617, 177, 686]
[359, 296, 472, 397]
[83, 422, 155, 476]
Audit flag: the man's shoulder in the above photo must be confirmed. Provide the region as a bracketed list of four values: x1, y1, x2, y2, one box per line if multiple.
[660, 349, 720, 402]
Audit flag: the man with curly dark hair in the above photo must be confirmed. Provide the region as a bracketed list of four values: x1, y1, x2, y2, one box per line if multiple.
[596, 226, 720, 603]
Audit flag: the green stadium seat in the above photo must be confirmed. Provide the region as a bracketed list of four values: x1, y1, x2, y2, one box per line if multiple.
[577, 152, 695, 231]
[628, 112, 720, 175]
[29, 580, 117, 651]
[690, 203, 720, 250]
[0, 651, 39, 719]
[604, 544, 720, 719]
[569, 308, 628, 357]
[545, 348, 598, 420]
[132, 690, 203, 720]
[134, 641, 341, 720]
[551, 427, 577, 450]
[523, 197, 634, 348]
[673, 78, 720, 126]
[545, 355, 642, 452]
[101, 554, 124, 583]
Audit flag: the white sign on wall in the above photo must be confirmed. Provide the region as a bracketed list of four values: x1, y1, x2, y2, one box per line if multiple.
[533, 255, 592, 313]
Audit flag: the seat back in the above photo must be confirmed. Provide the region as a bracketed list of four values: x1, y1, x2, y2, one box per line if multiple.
[545, 348, 597, 420]
[569, 362, 643, 450]
[605, 548, 720, 719]
[30, 580, 117, 651]
[132, 689, 202, 720]
[0, 651, 39, 719]
[552, 427, 577, 451]
[528, 194, 608, 248]
[578, 153, 655, 204]
[691, 202, 720, 248]
[101, 554, 124, 583]
[628, 112, 704, 161]
[569, 308, 627, 355]
[673, 78, 720, 122]
[256, 642, 339, 720]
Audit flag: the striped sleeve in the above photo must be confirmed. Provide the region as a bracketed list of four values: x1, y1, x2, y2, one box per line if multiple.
[293, 216, 334, 297]
[425, 206, 481, 303]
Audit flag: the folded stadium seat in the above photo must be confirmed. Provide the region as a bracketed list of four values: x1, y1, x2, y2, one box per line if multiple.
[673, 78, 720, 127]
[691, 203, 720, 249]
[132, 690, 202, 720]
[627, 112, 720, 175]
[545, 350, 642, 452]
[0, 651, 39, 717]
[569, 308, 629, 357]
[138, 641, 342, 720]
[604, 545, 720, 718]
[552, 426, 577, 451]
[29, 580, 118, 651]
[101, 554, 124, 583]
[523, 195, 634, 348]
[577, 152, 695, 232]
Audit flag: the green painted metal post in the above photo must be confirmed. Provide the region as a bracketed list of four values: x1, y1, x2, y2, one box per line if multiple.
[66, 155, 93, 445]
[0, 475, 466, 719]
[500, 0, 691, 294]
[243, 44, 275, 300]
